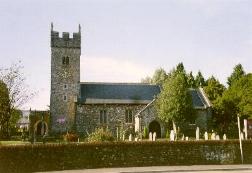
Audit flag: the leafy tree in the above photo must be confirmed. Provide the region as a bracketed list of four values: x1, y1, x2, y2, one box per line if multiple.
[0, 80, 10, 138]
[195, 71, 206, 87]
[204, 76, 226, 102]
[155, 72, 195, 132]
[187, 71, 196, 88]
[227, 64, 245, 87]
[0, 62, 34, 138]
[152, 68, 168, 85]
[212, 73, 252, 137]
[140, 76, 152, 84]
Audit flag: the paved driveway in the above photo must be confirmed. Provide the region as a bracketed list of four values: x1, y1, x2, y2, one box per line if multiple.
[43, 165, 252, 173]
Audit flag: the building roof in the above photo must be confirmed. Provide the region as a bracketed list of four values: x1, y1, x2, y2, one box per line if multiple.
[79, 82, 160, 104]
[79, 82, 211, 109]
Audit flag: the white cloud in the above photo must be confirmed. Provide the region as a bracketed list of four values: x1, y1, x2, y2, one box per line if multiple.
[80, 56, 153, 83]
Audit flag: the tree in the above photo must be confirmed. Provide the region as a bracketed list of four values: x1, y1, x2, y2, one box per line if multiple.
[151, 68, 167, 85]
[140, 76, 152, 84]
[155, 72, 195, 133]
[203, 76, 226, 102]
[0, 80, 10, 138]
[187, 71, 196, 88]
[0, 62, 34, 138]
[212, 73, 252, 137]
[195, 71, 206, 87]
[227, 64, 245, 87]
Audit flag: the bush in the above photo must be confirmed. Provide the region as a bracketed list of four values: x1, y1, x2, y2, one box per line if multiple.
[63, 132, 78, 142]
[87, 128, 114, 142]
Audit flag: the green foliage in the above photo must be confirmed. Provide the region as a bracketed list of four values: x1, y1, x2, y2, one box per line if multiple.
[63, 132, 79, 142]
[155, 72, 195, 129]
[87, 128, 115, 142]
[204, 76, 226, 102]
[227, 63, 245, 87]
[143, 126, 148, 139]
[140, 76, 152, 84]
[212, 74, 252, 137]
[151, 68, 168, 85]
[165, 130, 170, 139]
[195, 71, 206, 87]
[187, 71, 196, 88]
[0, 81, 10, 138]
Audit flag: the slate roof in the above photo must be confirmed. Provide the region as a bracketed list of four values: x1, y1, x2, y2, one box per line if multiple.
[79, 82, 211, 109]
[79, 82, 160, 104]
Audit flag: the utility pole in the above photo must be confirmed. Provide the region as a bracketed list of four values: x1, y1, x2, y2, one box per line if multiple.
[237, 115, 244, 164]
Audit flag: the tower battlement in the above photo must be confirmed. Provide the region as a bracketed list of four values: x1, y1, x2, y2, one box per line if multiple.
[51, 23, 81, 48]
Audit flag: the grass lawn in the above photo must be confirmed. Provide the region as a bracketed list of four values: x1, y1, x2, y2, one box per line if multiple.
[0, 141, 30, 145]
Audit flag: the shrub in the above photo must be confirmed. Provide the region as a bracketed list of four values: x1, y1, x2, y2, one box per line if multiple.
[87, 128, 114, 142]
[143, 126, 148, 139]
[63, 132, 78, 142]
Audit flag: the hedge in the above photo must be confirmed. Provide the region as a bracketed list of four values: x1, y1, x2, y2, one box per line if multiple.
[0, 140, 252, 173]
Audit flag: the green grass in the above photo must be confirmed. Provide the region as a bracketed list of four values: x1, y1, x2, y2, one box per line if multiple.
[0, 141, 30, 145]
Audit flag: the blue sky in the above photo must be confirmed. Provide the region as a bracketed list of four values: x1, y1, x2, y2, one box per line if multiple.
[1, 0, 252, 110]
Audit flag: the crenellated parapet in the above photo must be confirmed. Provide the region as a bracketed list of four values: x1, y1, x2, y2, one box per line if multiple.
[51, 23, 81, 48]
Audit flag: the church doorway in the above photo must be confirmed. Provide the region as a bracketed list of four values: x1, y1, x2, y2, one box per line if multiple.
[149, 120, 161, 138]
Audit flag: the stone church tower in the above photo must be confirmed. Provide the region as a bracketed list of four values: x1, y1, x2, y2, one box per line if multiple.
[50, 23, 81, 133]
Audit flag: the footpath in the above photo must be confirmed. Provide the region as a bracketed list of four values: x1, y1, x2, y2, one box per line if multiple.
[44, 164, 252, 173]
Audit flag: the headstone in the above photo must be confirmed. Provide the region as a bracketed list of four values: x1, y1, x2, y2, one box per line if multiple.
[185, 136, 189, 141]
[170, 130, 175, 141]
[204, 132, 208, 140]
[181, 134, 184, 140]
[153, 132, 156, 141]
[211, 132, 216, 140]
[78, 138, 80, 143]
[134, 137, 138, 141]
[123, 134, 125, 141]
[149, 132, 153, 141]
[223, 134, 227, 140]
[216, 135, 220, 140]
[196, 127, 200, 140]
[129, 134, 132, 141]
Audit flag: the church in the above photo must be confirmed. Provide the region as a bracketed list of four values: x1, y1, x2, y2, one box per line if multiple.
[50, 24, 212, 138]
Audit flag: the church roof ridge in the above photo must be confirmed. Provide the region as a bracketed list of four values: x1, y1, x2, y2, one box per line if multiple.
[80, 82, 158, 86]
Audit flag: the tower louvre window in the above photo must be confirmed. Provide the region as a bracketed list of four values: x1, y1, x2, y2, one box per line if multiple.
[62, 56, 69, 65]
[63, 95, 67, 101]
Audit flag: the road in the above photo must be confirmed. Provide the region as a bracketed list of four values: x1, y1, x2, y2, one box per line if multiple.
[44, 165, 252, 173]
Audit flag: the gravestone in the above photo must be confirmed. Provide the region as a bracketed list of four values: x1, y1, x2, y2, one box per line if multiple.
[185, 136, 189, 141]
[181, 134, 184, 140]
[204, 132, 208, 140]
[123, 134, 125, 141]
[216, 135, 220, 140]
[223, 134, 227, 140]
[170, 130, 175, 141]
[211, 132, 216, 140]
[149, 132, 153, 141]
[153, 132, 156, 141]
[196, 127, 200, 140]
[129, 134, 132, 141]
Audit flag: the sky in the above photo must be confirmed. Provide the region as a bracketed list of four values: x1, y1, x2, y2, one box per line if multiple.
[0, 0, 252, 110]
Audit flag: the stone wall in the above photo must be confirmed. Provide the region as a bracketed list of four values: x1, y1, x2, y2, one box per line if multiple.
[76, 104, 146, 137]
[1, 140, 252, 172]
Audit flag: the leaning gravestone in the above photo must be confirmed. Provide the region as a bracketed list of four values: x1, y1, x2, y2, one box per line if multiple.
[170, 130, 175, 141]
[204, 132, 208, 140]
[149, 132, 153, 141]
[196, 127, 200, 140]
[211, 132, 216, 140]
[153, 132, 156, 141]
